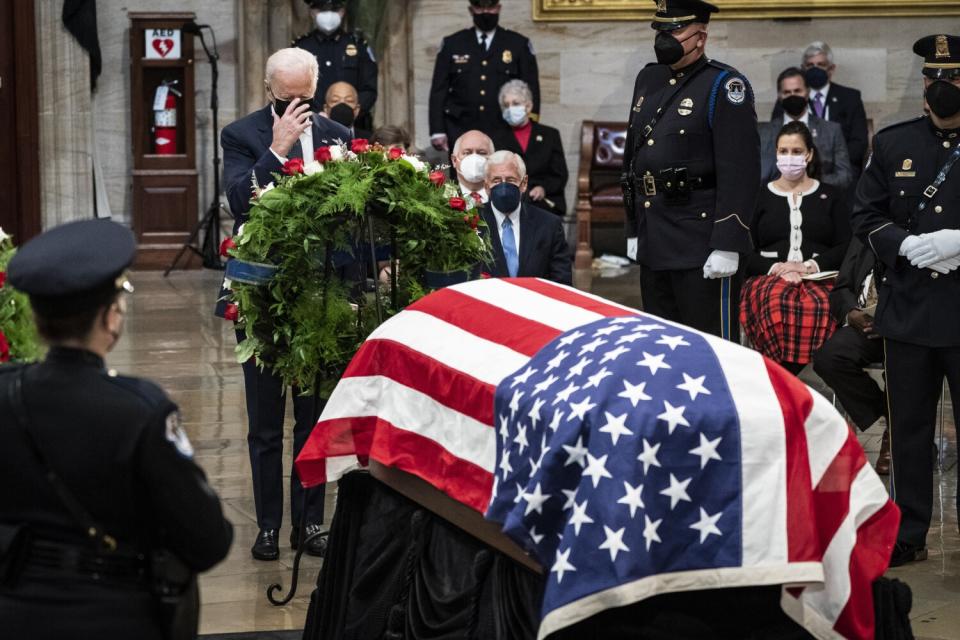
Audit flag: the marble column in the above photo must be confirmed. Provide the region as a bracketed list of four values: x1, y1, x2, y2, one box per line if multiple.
[35, 0, 95, 228]
[374, 1, 414, 134]
[238, 0, 308, 115]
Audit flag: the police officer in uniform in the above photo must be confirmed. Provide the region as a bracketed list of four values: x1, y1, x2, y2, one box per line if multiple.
[293, 0, 378, 132]
[851, 34, 960, 567]
[0, 220, 233, 638]
[623, 0, 760, 340]
[429, 0, 540, 151]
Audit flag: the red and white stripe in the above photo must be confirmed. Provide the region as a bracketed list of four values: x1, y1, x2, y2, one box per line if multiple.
[295, 277, 898, 640]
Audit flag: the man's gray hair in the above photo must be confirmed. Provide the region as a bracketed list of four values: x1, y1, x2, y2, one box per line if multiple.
[499, 79, 534, 107]
[802, 41, 834, 65]
[264, 47, 319, 92]
[485, 150, 527, 181]
[452, 130, 495, 157]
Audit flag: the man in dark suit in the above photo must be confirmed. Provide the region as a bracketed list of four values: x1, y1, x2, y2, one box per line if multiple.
[771, 42, 869, 173]
[429, 0, 540, 151]
[812, 238, 889, 472]
[480, 150, 571, 284]
[492, 79, 568, 216]
[220, 47, 351, 562]
[322, 81, 373, 140]
[760, 67, 853, 190]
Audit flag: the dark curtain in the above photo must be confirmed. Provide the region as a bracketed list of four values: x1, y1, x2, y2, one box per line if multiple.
[62, 0, 102, 89]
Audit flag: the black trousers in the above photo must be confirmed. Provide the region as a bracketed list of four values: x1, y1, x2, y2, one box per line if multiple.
[640, 266, 740, 340]
[237, 331, 325, 531]
[812, 325, 886, 431]
[884, 338, 960, 547]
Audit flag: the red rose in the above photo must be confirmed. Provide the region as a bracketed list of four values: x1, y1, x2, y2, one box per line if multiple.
[351, 138, 370, 154]
[0, 329, 8, 363]
[0, 271, 5, 288]
[219, 236, 236, 258]
[480, 272, 492, 279]
[429, 170, 446, 187]
[315, 146, 333, 163]
[449, 197, 467, 212]
[388, 146, 404, 160]
[224, 303, 239, 322]
[282, 158, 304, 175]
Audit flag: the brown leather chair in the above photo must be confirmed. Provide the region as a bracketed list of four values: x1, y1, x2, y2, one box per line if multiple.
[575, 121, 629, 268]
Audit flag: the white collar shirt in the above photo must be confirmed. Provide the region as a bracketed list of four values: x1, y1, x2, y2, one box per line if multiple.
[784, 109, 811, 127]
[459, 183, 489, 204]
[475, 27, 497, 50]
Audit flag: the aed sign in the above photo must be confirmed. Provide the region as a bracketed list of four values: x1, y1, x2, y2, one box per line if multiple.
[145, 28, 181, 59]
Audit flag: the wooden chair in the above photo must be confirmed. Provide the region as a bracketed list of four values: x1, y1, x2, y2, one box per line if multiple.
[574, 121, 629, 268]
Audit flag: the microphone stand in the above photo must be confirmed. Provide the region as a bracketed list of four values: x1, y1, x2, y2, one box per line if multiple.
[165, 23, 230, 276]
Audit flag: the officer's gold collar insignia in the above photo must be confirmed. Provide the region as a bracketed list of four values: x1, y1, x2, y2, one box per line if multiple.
[936, 35, 950, 59]
[503, 49, 513, 64]
[633, 96, 645, 112]
[345, 43, 358, 57]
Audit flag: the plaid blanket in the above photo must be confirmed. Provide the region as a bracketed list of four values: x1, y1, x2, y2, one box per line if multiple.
[740, 275, 836, 365]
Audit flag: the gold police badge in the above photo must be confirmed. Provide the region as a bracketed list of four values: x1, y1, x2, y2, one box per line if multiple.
[678, 97, 694, 116]
[346, 43, 358, 57]
[503, 49, 513, 64]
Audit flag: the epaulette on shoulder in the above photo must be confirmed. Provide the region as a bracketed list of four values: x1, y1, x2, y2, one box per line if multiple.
[705, 59, 741, 76]
[291, 32, 311, 45]
[104, 374, 170, 411]
[876, 115, 926, 137]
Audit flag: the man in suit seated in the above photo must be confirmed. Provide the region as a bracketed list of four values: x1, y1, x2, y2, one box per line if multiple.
[220, 47, 351, 561]
[480, 150, 572, 284]
[771, 41, 869, 174]
[452, 129, 495, 204]
[760, 67, 853, 190]
[812, 238, 890, 473]
[323, 81, 373, 140]
[491, 79, 568, 216]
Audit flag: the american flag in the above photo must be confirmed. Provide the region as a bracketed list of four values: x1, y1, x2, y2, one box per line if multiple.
[295, 278, 899, 640]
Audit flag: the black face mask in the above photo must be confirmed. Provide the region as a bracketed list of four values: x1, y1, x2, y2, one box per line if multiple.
[804, 66, 829, 90]
[273, 97, 311, 118]
[491, 182, 522, 213]
[781, 95, 808, 118]
[329, 102, 356, 128]
[925, 80, 960, 119]
[653, 30, 700, 66]
[472, 12, 499, 32]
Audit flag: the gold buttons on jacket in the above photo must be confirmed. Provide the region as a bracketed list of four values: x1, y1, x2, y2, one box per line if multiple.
[945, 141, 952, 149]
[700, 212, 707, 219]
[481, 75, 487, 81]
[644, 201, 651, 208]
[647, 139, 655, 146]
[935, 205, 944, 213]
[480, 90, 486, 96]
[482, 60, 488, 66]
[932, 272, 940, 279]
[479, 105, 485, 111]
[669, 78, 677, 85]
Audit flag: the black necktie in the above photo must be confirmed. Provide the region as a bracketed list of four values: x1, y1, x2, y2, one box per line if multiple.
[480, 33, 487, 50]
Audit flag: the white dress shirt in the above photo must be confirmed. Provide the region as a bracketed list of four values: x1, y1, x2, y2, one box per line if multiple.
[475, 27, 497, 50]
[783, 109, 811, 127]
[491, 200, 522, 254]
[459, 183, 489, 204]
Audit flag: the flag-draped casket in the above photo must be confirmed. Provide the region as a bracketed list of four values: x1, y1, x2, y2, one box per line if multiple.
[295, 278, 899, 640]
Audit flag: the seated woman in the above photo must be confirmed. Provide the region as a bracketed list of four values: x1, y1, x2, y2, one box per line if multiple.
[740, 121, 851, 374]
[491, 79, 568, 216]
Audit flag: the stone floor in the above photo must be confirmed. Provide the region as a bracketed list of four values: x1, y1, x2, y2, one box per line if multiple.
[114, 267, 958, 638]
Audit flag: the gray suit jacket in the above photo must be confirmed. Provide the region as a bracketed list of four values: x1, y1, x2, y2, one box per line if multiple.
[759, 113, 853, 190]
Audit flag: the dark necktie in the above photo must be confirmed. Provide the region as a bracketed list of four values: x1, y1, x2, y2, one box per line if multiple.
[480, 33, 488, 50]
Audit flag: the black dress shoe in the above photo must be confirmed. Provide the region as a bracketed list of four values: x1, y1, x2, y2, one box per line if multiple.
[251, 529, 280, 561]
[291, 523, 328, 557]
[889, 541, 927, 568]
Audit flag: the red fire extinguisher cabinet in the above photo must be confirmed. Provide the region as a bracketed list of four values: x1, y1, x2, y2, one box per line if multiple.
[129, 12, 199, 269]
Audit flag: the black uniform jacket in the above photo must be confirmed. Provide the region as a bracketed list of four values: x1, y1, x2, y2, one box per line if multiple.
[293, 28, 378, 116]
[851, 116, 960, 347]
[624, 56, 761, 271]
[492, 122, 569, 215]
[828, 237, 876, 323]
[772, 82, 869, 170]
[480, 202, 572, 285]
[221, 105, 351, 228]
[429, 27, 540, 141]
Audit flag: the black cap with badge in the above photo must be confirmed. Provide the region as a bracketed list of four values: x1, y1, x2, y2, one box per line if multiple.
[914, 34, 960, 80]
[7, 219, 136, 317]
[650, 0, 719, 31]
[469, 0, 500, 7]
[304, 0, 346, 8]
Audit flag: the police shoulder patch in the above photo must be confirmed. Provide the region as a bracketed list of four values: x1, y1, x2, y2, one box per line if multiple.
[724, 77, 747, 105]
[367, 46, 376, 63]
[165, 410, 195, 459]
[528, 39, 536, 56]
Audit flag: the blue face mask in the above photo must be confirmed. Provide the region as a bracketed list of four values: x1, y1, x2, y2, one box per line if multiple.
[491, 182, 522, 213]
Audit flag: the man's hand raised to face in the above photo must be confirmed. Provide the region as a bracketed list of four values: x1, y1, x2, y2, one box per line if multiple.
[271, 98, 312, 158]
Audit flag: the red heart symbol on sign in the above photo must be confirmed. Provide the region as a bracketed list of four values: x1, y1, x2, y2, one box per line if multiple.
[152, 38, 174, 57]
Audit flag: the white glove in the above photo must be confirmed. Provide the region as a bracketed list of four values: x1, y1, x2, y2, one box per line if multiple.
[627, 237, 638, 262]
[703, 250, 739, 279]
[910, 229, 960, 268]
[927, 255, 960, 274]
[899, 235, 926, 258]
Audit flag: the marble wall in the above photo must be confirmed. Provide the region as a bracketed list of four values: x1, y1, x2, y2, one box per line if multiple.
[93, 1, 240, 226]
[409, 1, 947, 213]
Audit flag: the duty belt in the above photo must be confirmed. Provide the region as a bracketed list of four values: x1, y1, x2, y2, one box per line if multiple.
[25, 539, 147, 586]
[640, 173, 716, 197]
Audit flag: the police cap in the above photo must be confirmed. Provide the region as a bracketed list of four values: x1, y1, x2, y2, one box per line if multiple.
[7, 219, 136, 317]
[651, 0, 718, 31]
[913, 34, 960, 80]
[469, 0, 500, 7]
[304, 0, 346, 9]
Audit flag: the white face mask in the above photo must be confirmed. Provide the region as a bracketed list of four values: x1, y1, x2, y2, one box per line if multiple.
[459, 153, 487, 183]
[315, 11, 342, 34]
[776, 154, 808, 180]
[502, 105, 528, 127]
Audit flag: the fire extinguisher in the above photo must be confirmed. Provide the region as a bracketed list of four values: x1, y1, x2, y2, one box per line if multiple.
[153, 80, 182, 155]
